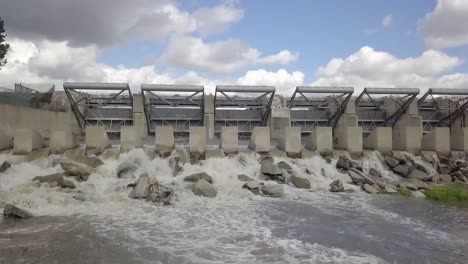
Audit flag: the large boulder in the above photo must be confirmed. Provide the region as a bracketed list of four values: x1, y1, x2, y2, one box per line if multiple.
[329, 179, 344, 192]
[192, 179, 217, 198]
[129, 175, 150, 199]
[336, 156, 352, 170]
[237, 174, 254, 182]
[3, 204, 33, 218]
[60, 160, 95, 179]
[348, 169, 376, 185]
[383, 185, 398, 194]
[117, 162, 138, 178]
[393, 164, 413, 177]
[384, 157, 399, 168]
[408, 169, 431, 181]
[260, 160, 283, 176]
[64, 148, 103, 168]
[277, 161, 292, 171]
[184, 172, 213, 184]
[259, 183, 284, 197]
[32, 173, 76, 189]
[437, 164, 451, 174]
[290, 175, 311, 189]
[362, 184, 378, 194]
[0, 161, 11, 173]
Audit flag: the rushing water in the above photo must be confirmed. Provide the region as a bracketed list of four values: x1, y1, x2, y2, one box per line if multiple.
[0, 149, 467, 264]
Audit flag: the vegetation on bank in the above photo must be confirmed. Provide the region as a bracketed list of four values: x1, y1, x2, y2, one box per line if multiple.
[398, 188, 412, 197]
[425, 186, 468, 202]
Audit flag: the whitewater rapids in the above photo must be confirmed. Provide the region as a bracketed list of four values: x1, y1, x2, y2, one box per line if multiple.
[0, 148, 467, 263]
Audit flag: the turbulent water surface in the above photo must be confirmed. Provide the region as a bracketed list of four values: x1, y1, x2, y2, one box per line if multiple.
[0, 149, 467, 264]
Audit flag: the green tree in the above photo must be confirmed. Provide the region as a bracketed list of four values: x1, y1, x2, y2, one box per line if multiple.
[0, 17, 10, 68]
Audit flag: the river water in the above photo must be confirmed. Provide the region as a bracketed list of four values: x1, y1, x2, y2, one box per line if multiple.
[0, 149, 467, 264]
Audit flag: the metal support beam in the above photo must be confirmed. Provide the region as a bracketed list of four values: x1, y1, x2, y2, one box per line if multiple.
[356, 88, 419, 130]
[214, 85, 275, 134]
[418, 88, 468, 131]
[63, 82, 133, 134]
[141, 84, 205, 134]
[288, 86, 354, 131]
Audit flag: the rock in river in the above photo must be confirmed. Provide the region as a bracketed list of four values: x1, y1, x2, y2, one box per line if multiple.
[184, 172, 213, 184]
[3, 203, 33, 219]
[329, 179, 345, 192]
[192, 179, 217, 198]
[290, 175, 311, 189]
[60, 160, 95, 179]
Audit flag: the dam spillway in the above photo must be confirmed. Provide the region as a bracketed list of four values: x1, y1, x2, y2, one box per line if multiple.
[0, 82, 467, 156]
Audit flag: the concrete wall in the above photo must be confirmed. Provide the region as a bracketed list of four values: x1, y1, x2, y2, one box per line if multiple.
[450, 127, 468, 152]
[269, 108, 291, 139]
[0, 103, 79, 138]
[421, 127, 450, 154]
[363, 127, 392, 152]
[305, 127, 333, 153]
[13, 129, 44, 154]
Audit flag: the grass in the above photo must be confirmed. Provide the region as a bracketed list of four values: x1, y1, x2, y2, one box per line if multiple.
[398, 188, 412, 197]
[425, 186, 468, 202]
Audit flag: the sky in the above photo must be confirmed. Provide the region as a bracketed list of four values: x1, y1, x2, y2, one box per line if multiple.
[0, 0, 467, 94]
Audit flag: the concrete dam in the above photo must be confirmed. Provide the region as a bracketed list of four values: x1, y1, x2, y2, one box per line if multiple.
[1, 82, 468, 263]
[0, 82, 467, 156]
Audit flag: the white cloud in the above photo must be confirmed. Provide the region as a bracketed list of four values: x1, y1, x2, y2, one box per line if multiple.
[161, 35, 298, 74]
[312, 46, 464, 91]
[0, 37, 302, 95]
[382, 15, 392, 28]
[420, 0, 468, 49]
[236, 69, 304, 95]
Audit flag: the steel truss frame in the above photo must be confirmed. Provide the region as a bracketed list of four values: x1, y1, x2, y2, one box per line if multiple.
[418, 88, 468, 133]
[214, 85, 275, 135]
[63, 82, 133, 133]
[288, 86, 353, 132]
[356, 87, 419, 134]
[141, 84, 205, 134]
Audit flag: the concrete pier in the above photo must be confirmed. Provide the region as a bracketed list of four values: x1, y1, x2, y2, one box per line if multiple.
[277, 126, 301, 155]
[50, 129, 77, 154]
[334, 110, 363, 154]
[392, 114, 422, 153]
[363, 127, 392, 152]
[249, 126, 270, 152]
[120, 126, 142, 151]
[220, 127, 238, 154]
[270, 109, 291, 139]
[133, 95, 147, 139]
[189, 126, 207, 154]
[421, 127, 450, 154]
[13, 129, 44, 155]
[204, 95, 215, 140]
[155, 126, 174, 155]
[305, 127, 333, 153]
[451, 127, 468, 152]
[85, 126, 110, 151]
[0, 130, 12, 150]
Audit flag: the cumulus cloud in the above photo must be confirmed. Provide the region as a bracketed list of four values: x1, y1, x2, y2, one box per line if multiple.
[236, 69, 305, 95]
[311, 46, 464, 91]
[382, 15, 392, 28]
[0, 37, 302, 95]
[0, 0, 243, 46]
[420, 0, 468, 49]
[161, 35, 298, 74]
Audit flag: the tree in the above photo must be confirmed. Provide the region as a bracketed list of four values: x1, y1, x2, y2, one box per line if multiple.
[0, 16, 10, 68]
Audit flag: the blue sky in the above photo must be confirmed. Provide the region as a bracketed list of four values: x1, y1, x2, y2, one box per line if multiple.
[1, 0, 468, 92]
[99, 0, 468, 82]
